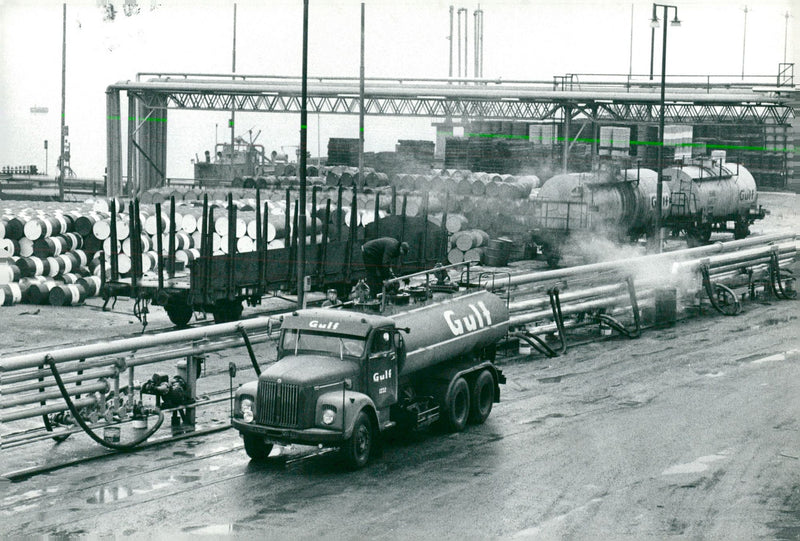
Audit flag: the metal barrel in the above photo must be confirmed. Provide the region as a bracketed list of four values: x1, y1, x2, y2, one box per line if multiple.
[48, 283, 87, 306]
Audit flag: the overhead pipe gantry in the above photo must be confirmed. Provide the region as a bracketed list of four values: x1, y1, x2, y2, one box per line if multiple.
[105, 72, 796, 197]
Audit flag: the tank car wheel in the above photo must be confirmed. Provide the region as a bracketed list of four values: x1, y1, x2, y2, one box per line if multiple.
[733, 220, 750, 240]
[468, 370, 495, 425]
[165, 301, 193, 327]
[686, 225, 711, 247]
[442, 377, 471, 432]
[243, 434, 273, 461]
[212, 300, 243, 323]
[341, 411, 374, 470]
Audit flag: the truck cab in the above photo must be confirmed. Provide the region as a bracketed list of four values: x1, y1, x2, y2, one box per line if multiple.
[232, 309, 405, 469]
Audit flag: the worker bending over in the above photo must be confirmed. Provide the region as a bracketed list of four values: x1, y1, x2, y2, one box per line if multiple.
[361, 237, 409, 297]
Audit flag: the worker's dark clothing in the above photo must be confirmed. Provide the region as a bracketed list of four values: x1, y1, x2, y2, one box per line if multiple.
[361, 237, 403, 296]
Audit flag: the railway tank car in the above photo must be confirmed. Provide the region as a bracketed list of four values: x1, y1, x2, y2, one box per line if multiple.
[662, 153, 762, 244]
[530, 167, 668, 265]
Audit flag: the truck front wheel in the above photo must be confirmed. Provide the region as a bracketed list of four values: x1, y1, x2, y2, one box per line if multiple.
[468, 370, 494, 425]
[341, 411, 374, 470]
[443, 377, 470, 432]
[243, 434, 273, 461]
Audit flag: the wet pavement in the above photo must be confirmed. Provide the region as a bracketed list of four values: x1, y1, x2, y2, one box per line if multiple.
[1, 191, 798, 538]
[1, 295, 799, 539]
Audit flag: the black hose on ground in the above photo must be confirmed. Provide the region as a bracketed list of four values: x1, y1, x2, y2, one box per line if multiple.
[46, 355, 165, 451]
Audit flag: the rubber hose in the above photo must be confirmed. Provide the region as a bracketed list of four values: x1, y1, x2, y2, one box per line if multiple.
[237, 325, 261, 376]
[46, 356, 165, 451]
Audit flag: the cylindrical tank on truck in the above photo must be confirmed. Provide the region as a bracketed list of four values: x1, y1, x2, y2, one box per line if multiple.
[231, 289, 509, 469]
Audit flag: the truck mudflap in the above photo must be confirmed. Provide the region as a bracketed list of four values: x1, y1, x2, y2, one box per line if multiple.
[232, 419, 349, 446]
[496, 368, 506, 385]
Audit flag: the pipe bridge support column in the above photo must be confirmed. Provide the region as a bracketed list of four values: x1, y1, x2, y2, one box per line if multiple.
[562, 105, 572, 174]
[106, 89, 122, 198]
[127, 92, 168, 197]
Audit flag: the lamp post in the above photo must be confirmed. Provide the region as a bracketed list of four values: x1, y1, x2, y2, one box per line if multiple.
[649, 3, 681, 253]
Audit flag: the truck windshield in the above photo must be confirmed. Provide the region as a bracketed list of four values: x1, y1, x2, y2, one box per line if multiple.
[281, 330, 365, 359]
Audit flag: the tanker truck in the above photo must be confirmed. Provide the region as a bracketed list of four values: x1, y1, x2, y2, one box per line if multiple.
[231, 280, 509, 469]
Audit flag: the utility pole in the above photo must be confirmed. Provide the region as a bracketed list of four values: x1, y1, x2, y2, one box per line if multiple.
[59, 3, 66, 200]
[741, 5, 748, 80]
[230, 3, 237, 180]
[358, 3, 365, 189]
[628, 4, 634, 80]
[297, 0, 309, 308]
[784, 11, 791, 63]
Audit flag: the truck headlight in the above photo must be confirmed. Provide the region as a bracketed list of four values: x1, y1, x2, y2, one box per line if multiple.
[241, 397, 254, 423]
[322, 406, 336, 425]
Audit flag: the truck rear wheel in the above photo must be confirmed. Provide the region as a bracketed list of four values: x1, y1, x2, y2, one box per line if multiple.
[442, 377, 470, 432]
[243, 434, 273, 461]
[341, 411, 373, 470]
[468, 370, 494, 425]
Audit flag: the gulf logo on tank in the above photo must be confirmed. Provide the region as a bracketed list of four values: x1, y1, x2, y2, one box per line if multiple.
[444, 301, 493, 336]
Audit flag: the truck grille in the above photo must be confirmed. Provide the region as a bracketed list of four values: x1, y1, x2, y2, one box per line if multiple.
[255, 380, 301, 428]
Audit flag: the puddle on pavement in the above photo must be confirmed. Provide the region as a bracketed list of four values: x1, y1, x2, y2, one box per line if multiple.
[537, 376, 563, 384]
[3, 487, 57, 507]
[661, 453, 729, 476]
[86, 486, 135, 504]
[85, 474, 201, 504]
[183, 523, 247, 534]
[750, 349, 800, 365]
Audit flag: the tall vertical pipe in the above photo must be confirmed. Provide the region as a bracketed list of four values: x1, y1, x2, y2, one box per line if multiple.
[463, 6, 468, 78]
[449, 6, 454, 78]
[479, 8, 484, 77]
[297, 0, 309, 308]
[457, 8, 462, 78]
[59, 3, 66, 201]
[473, 8, 478, 78]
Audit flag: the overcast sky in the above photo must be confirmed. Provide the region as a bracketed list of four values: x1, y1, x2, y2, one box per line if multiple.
[0, 0, 795, 179]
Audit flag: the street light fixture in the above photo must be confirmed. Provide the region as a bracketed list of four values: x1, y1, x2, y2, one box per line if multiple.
[649, 3, 681, 253]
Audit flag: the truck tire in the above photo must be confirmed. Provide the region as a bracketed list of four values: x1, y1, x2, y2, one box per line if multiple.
[468, 370, 494, 425]
[442, 377, 470, 433]
[243, 434, 273, 461]
[341, 411, 373, 470]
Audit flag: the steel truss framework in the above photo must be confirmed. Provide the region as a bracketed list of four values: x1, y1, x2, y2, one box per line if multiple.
[126, 89, 794, 125]
[106, 76, 798, 196]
